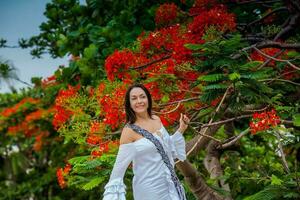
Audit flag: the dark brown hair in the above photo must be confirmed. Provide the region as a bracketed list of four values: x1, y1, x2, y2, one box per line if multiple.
[125, 83, 154, 124]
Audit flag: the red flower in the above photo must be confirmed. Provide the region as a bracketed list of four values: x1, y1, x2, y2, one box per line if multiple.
[42, 75, 56, 87]
[52, 106, 73, 129]
[56, 168, 66, 189]
[104, 50, 148, 81]
[155, 3, 178, 26]
[63, 163, 72, 174]
[56, 163, 72, 189]
[1, 98, 39, 118]
[188, 6, 236, 41]
[86, 134, 102, 145]
[249, 109, 280, 134]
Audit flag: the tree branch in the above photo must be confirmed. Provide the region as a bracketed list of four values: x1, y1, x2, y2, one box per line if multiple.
[220, 128, 250, 149]
[128, 54, 171, 71]
[247, 7, 288, 28]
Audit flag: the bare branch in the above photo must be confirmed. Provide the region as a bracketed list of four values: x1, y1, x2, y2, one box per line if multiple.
[156, 97, 200, 107]
[190, 125, 222, 143]
[256, 41, 300, 49]
[274, 131, 290, 173]
[253, 46, 300, 71]
[200, 114, 252, 128]
[247, 7, 288, 28]
[153, 102, 181, 114]
[128, 54, 171, 71]
[220, 128, 250, 149]
[259, 78, 300, 86]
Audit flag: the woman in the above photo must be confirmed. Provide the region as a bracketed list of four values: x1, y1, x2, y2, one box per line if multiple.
[102, 83, 190, 200]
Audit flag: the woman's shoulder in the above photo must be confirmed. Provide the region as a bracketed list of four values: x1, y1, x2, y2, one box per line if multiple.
[120, 126, 136, 144]
[151, 114, 161, 122]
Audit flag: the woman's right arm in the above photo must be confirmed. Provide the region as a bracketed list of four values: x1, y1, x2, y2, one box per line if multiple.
[102, 128, 136, 200]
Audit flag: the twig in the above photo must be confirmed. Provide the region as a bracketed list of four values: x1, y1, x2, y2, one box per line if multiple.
[259, 78, 300, 86]
[153, 102, 181, 114]
[253, 46, 300, 71]
[256, 41, 300, 50]
[244, 106, 269, 112]
[220, 128, 250, 149]
[184, 85, 232, 159]
[257, 49, 285, 70]
[157, 97, 200, 107]
[235, 0, 281, 4]
[247, 7, 288, 28]
[128, 54, 171, 71]
[274, 131, 290, 174]
[200, 114, 252, 128]
[190, 125, 222, 143]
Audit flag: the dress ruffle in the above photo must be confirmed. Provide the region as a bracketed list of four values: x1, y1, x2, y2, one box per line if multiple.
[169, 130, 186, 161]
[103, 178, 126, 200]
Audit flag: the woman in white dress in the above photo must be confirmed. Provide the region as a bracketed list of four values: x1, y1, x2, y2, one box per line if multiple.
[102, 83, 190, 200]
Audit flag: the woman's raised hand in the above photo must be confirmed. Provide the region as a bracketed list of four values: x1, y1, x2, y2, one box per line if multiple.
[179, 113, 190, 134]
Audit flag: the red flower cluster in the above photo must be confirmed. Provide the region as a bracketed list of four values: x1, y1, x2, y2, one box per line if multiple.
[52, 85, 80, 129]
[189, 0, 218, 15]
[42, 75, 57, 87]
[33, 131, 50, 152]
[56, 163, 72, 189]
[52, 106, 73, 130]
[7, 122, 40, 137]
[86, 133, 102, 145]
[188, 6, 236, 41]
[97, 84, 127, 130]
[144, 81, 164, 101]
[250, 48, 283, 67]
[7, 123, 26, 135]
[139, 24, 197, 64]
[155, 3, 178, 26]
[104, 50, 149, 81]
[1, 98, 39, 118]
[89, 121, 105, 135]
[25, 108, 55, 122]
[160, 103, 186, 126]
[90, 140, 119, 158]
[55, 84, 80, 106]
[249, 109, 280, 134]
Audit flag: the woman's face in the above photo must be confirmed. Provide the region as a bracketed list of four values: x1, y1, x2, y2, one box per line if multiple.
[129, 87, 149, 114]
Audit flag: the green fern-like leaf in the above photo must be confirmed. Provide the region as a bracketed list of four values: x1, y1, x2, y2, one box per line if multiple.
[198, 74, 226, 82]
[82, 176, 105, 190]
[68, 155, 90, 165]
[239, 61, 262, 70]
[203, 84, 228, 91]
[244, 185, 288, 200]
[83, 159, 102, 170]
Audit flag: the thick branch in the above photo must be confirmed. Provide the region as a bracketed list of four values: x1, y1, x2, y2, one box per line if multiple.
[204, 141, 232, 200]
[176, 160, 225, 200]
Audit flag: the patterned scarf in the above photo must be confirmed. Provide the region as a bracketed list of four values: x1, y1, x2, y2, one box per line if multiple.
[125, 123, 186, 200]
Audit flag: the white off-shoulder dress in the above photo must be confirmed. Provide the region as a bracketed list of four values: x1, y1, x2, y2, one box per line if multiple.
[102, 122, 186, 200]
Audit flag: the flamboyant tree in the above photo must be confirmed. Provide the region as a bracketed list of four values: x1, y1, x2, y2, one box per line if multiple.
[0, 0, 299, 200]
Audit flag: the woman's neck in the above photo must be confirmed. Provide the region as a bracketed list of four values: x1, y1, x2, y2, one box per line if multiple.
[135, 112, 151, 122]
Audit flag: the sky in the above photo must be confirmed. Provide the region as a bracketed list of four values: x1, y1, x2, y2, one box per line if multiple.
[0, 0, 73, 93]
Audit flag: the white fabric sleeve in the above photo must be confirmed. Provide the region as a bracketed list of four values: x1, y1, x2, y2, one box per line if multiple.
[169, 130, 186, 161]
[102, 143, 136, 200]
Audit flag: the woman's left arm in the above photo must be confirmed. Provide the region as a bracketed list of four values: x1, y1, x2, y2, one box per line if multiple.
[169, 113, 190, 161]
